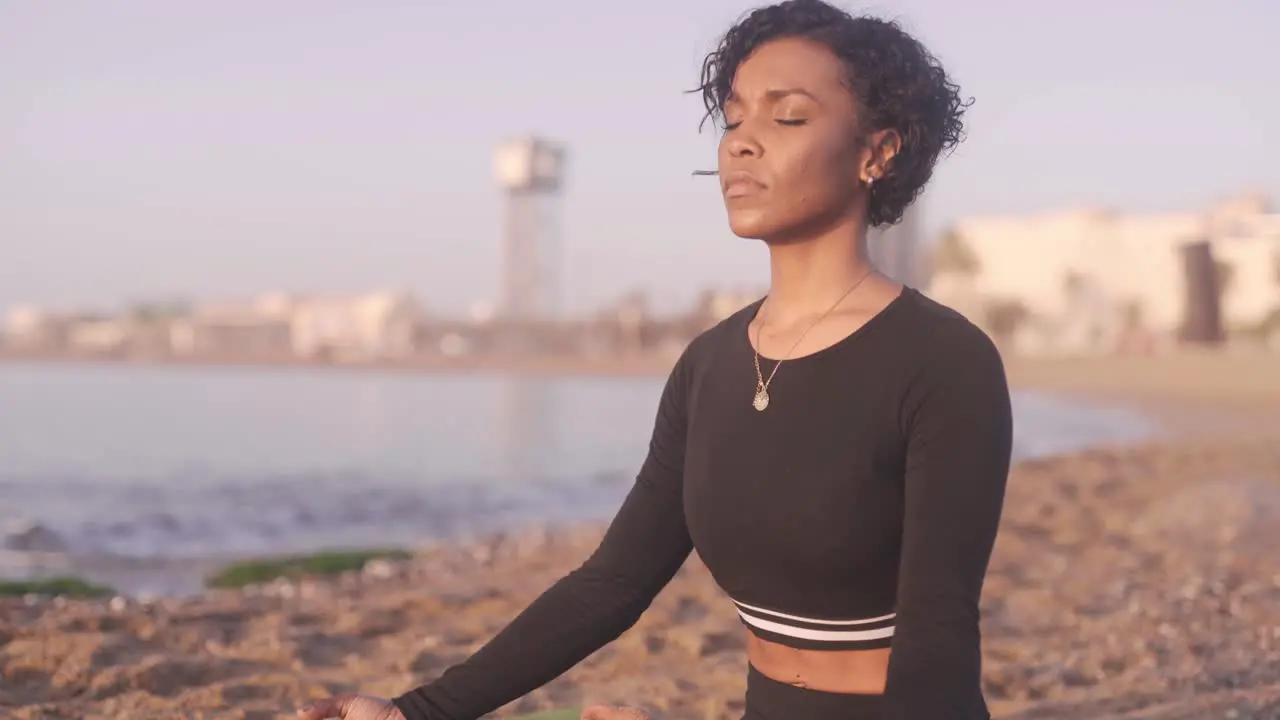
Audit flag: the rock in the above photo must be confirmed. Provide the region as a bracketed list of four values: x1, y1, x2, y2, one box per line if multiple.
[361, 559, 396, 580]
[0, 520, 68, 553]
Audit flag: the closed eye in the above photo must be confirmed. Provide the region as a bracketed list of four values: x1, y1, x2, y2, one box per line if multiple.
[723, 119, 805, 132]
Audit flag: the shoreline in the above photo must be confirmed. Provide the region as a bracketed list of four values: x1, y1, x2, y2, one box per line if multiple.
[0, 350, 681, 379]
[6, 346, 1279, 450]
[4, 349, 1278, 601]
[1, 393, 1163, 600]
[4, 345, 1279, 396]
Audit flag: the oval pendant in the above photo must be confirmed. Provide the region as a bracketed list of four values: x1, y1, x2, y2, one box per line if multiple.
[752, 388, 770, 411]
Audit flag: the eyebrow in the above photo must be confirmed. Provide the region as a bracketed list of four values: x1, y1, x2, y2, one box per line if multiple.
[726, 88, 821, 104]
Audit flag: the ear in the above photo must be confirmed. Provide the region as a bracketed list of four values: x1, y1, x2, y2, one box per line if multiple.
[862, 128, 902, 183]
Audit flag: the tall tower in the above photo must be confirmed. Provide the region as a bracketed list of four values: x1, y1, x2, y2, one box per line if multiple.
[867, 202, 923, 287]
[494, 136, 567, 321]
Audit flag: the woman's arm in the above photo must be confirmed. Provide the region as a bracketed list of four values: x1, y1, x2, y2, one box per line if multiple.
[391, 345, 700, 720]
[883, 323, 1013, 720]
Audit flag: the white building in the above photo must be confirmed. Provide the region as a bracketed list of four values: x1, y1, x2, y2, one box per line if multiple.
[2, 306, 66, 350]
[288, 291, 422, 360]
[66, 318, 131, 353]
[169, 306, 292, 357]
[172, 291, 424, 360]
[928, 194, 1280, 354]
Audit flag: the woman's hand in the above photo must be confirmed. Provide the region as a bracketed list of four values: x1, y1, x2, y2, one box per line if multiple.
[580, 705, 654, 719]
[296, 694, 406, 720]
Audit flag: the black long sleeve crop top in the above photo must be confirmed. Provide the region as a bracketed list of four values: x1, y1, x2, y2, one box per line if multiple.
[393, 287, 1013, 720]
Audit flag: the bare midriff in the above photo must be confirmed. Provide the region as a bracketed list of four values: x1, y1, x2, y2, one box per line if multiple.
[746, 632, 890, 694]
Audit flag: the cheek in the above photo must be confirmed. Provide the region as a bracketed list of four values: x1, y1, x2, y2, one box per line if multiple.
[817, 133, 863, 186]
[782, 145, 856, 211]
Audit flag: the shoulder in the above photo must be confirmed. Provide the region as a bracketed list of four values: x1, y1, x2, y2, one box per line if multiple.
[675, 298, 760, 373]
[900, 288, 1005, 376]
[891, 292, 1012, 447]
[659, 298, 760, 409]
[890, 290, 1010, 426]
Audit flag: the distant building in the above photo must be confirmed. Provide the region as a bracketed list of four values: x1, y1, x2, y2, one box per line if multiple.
[5, 306, 175, 356]
[170, 306, 293, 357]
[696, 288, 765, 324]
[288, 291, 422, 360]
[66, 317, 130, 354]
[495, 136, 567, 322]
[928, 194, 1280, 354]
[170, 290, 423, 360]
[3, 306, 69, 351]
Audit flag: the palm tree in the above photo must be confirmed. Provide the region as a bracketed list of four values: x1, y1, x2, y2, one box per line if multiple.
[930, 227, 981, 276]
[984, 298, 1029, 345]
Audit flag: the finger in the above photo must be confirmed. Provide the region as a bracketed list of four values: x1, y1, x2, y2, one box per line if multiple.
[297, 698, 334, 720]
[297, 695, 352, 719]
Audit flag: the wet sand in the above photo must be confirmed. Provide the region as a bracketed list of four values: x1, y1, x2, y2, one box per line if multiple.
[1005, 349, 1280, 434]
[3, 351, 1280, 719]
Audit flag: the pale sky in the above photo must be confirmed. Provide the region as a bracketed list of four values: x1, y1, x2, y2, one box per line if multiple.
[2, 0, 1277, 316]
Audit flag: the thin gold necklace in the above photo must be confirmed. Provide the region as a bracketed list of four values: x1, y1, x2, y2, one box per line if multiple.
[752, 270, 875, 412]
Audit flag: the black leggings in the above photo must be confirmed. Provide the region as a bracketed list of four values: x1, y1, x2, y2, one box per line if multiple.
[742, 664, 884, 719]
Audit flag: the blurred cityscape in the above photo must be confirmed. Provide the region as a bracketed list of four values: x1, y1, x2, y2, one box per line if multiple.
[0, 284, 760, 366]
[4, 189, 1278, 367]
[3, 134, 1278, 368]
[0, 134, 913, 368]
[2, 208, 1275, 366]
[931, 191, 1280, 354]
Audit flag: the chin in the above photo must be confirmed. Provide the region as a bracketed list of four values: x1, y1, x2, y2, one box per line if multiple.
[726, 209, 776, 240]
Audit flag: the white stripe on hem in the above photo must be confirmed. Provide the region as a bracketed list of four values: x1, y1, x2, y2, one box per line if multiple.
[733, 599, 896, 626]
[738, 611, 896, 642]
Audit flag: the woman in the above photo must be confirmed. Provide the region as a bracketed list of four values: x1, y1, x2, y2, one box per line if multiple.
[299, 0, 1010, 718]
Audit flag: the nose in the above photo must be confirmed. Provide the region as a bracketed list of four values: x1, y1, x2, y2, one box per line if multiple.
[724, 127, 762, 159]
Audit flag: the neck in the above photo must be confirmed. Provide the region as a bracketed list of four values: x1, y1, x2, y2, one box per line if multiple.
[763, 221, 876, 323]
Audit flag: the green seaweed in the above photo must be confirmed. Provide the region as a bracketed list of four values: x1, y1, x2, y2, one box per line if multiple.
[0, 576, 116, 598]
[205, 548, 413, 589]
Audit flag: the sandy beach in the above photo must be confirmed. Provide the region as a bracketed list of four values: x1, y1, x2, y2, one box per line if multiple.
[3, 352, 1279, 719]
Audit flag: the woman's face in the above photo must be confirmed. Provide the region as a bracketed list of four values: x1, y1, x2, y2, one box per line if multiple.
[717, 37, 867, 242]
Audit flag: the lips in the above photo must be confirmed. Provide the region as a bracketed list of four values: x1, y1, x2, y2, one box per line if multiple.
[722, 171, 766, 198]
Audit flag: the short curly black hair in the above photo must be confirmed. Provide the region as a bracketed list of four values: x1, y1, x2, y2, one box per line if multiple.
[696, 0, 971, 227]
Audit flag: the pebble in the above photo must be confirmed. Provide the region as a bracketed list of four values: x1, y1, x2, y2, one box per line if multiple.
[362, 559, 396, 580]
